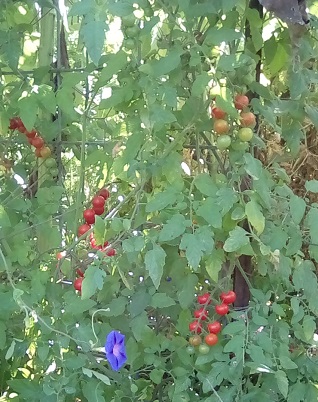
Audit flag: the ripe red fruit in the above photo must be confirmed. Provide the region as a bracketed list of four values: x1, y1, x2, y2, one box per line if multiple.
[234, 94, 249, 110]
[211, 107, 226, 119]
[220, 290, 236, 304]
[35, 148, 42, 157]
[205, 333, 218, 346]
[207, 321, 222, 334]
[189, 320, 202, 334]
[92, 196, 105, 209]
[83, 209, 96, 225]
[98, 188, 110, 200]
[25, 129, 37, 139]
[76, 268, 84, 277]
[32, 136, 45, 149]
[93, 206, 105, 215]
[240, 111, 256, 128]
[215, 303, 229, 315]
[194, 307, 208, 320]
[74, 277, 83, 292]
[197, 293, 211, 305]
[78, 223, 91, 237]
[106, 248, 116, 257]
[9, 117, 21, 130]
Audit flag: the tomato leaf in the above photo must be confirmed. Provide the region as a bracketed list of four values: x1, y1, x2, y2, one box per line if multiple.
[245, 199, 265, 234]
[145, 245, 166, 289]
[223, 227, 250, 252]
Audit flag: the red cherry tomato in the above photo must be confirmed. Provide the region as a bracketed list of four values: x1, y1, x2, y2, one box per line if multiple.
[93, 206, 105, 215]
[106, 248, 116, 257]
[76, 268, 85, 277]
[32, 136, 45, 149]
[74, 277, 83, 292]
[9, 117, 21, 130]
[189, 320, 202, 334]
[240, 111, 256, 128]
[92, 196, 105, 209]
[211, 107, 226, 119]
[205, 333, 218, 346]
[83, 209, 96, 225]
[207, 321, 222, 334]
[78, 223, 91, 237]
[234, 94, 249, 110]
[220, 291, 236, 304]
[197, 293, 211, 305]
[34, 148, 42, 157]
[98, 188, 110, 200]
[215, 303, 229, 315]
[25, 129, 37, 139]
[194, 307, 208, 320]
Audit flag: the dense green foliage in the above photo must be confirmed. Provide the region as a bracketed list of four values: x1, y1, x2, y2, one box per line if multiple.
[1, 0, 318, 401]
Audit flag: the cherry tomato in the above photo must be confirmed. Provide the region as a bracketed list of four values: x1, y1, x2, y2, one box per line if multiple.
[205, 333, 218, 346]
[215, 303, 229, 315]
[207, 321, 222, 334]
[213, 119, 229, 135]
[98, 188, 110, 200]
[186, 345, 195, 355]
[121, 14, 136, 27]
[194, 307, 208, 320]
[40, 146, 51, 158]
[34, 148, 42, 157]
[78, 223, 91, 237]
[211, 107, 226, 119]
[92, 195, 105, 209]
[9, 117, 21, 130]
[25, 129, 37, 139]
[56, 251, 66, 260]
[234, 94, 249, 110]
[238, 127, 253, 142]
[74, 277, 83, 292]
[189, 320, 202, 334]
[106, 248, 116, 257]
[83, 209, 96, 225]
[44, 158, 56, 168]
[124, 38, 135, 50]
[32, 136, 45, 149]
[189, 335, 202, 346]
[198, 344, 210, 354]
[220, 290, 236, 304]
[125, 25, 139, 38]
[216, 135, 231, 150]
[93, 206, 105, 215]
[197, 293, 211, 305]
[76, 268, 85, 277]
[240, 111, 256, 128]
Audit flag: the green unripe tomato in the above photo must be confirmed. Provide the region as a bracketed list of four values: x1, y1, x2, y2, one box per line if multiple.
[143, 7, 153, 17]
[198, 344, 210, 355]
[125, 25, 139, 38]
[238, 127, 253, 142]
[123, 38, 135, 50]
[231, 140, 249, 152]
[44, 157, 57, 168]
[121, 14, 136, 27]
[186, 346, 195, 355]
[49, 167, 59, 177]
[216, 134, 231, 150]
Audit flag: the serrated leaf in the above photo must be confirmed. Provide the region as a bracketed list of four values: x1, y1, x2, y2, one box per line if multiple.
[245, 199, 265, 234]
[223, 226, 249, 252]
[196, 198, 222, 228]
[279, 356, 298, 370]
[81, 266, 106, 299]
[205, 249, 224, 282]
[82, 368, 110, 385]
[192, 72, 210, 97]
[243, 153, 263, 180]
[18, 96, 38, 131]
[289, 194, 306, 224]
[302, 315, 315, 341]
[138, 48, 182, 77]
[216, 188, 239, 215]
[94, 216, 107, 244]
[145, 245, 166, 289]
[81, 20, 107, 65]
[159, 214, 187, 241]
[146, 189, 178, 213]
[275, 370, 289, 399]
[180, 229, 213, 269]
[178, 274, 198, 309]
[151, 293, 175, 308]
[0, 205, 10, 228]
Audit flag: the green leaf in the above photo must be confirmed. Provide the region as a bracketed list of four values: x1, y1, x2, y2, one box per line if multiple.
[205, 249, 225, 282]
[302, 315, 315, 342]
[139, 48, 182, 77]
[245, 199, 265, 234]
[289, 194, 306, 224]
[159, 214, 187, 242]
[97, 51, 128, 86]
[193, 173, 218, 196]
[307, 207, 318, 244]
[305, 105, 318, 129]
[82, 379, 106, 402]
[216, 188, 239, 215]
[82, 368, 111, 385]
[36, 224, 61, 254]
[243, 153, 263, 180]
[275, 370, 289, 399]
[192, 72, 210, 97]
[305, 180, 318, 193]
[145, 245, 166, 289]
[196, 198, 222, 228]
[177, 273, 198, 309]
[81, 266, 106, 299]
[151, 293, 175, 308]
[205, 27, 241, 45]
[279, 356, 298, 370]
[81, 20, 107, 65]
[180, 229, 214, 269]
[93, 216, 107, 244]
[0, 205, 11, 228]
[18, 95, 38, 131]
[223, 226, 249, 252]
[146, 189, 178, 212]
[69, 0, 94, 16]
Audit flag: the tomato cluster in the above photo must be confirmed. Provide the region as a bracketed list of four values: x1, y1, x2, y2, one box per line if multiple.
[9, 117, 52, 159]
[210, 94, 256, 151]
[187, 290, 236, 354]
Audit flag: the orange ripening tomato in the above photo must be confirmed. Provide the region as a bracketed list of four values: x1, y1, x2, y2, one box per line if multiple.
[213, 119, 230, 135]
[211, 107, 226, 119]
